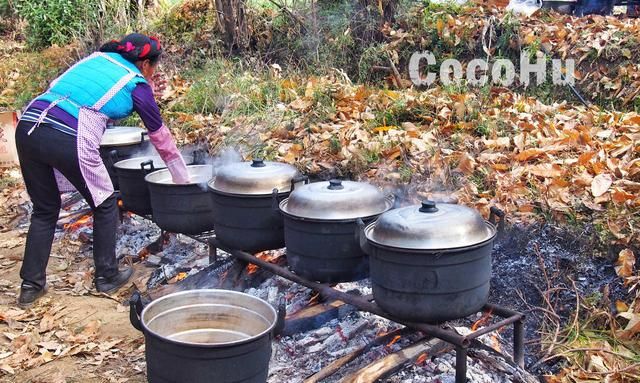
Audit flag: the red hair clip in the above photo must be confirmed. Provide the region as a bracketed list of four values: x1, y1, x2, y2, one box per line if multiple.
[139, 43, 151, 58]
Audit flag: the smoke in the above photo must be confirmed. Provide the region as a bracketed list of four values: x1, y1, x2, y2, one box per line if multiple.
[192, 147, 244, 190]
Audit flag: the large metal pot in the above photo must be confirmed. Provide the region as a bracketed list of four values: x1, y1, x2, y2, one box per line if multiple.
[130, 289, 279, 383]
[208, 159, 301, 253]
[145, 165, 215, 234]
[99, 126, 152, 190]
[114, 154, 193, 216]
[280, 179, 393, 283]
[359, 201, 504, 323]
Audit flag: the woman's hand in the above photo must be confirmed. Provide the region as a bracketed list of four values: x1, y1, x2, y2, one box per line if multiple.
[148, 72, 167, 99]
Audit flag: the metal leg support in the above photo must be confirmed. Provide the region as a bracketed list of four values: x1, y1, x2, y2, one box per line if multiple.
[514, 319, 525, 368]
[208, 240, 218, 265]
[455, 346, 468, 383]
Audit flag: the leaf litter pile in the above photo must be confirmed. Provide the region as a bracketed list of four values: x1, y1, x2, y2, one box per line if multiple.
[1, 1, 640, 382]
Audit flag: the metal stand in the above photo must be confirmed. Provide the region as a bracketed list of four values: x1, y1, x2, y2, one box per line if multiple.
[139, 222, 526, 383]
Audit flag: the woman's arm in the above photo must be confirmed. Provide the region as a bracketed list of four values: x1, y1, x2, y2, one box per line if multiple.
[132, 83, 189, 184]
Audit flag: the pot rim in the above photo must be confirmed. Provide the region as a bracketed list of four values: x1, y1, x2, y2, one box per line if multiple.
[139, 289, 277, 348]
[144, 165, 213, 186]
[208, 184, 291, 198]
[364, 220, 498, 252]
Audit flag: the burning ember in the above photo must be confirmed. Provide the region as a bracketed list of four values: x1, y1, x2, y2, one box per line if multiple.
[471, 308, 494, 332]
[174, 272, 188, 282]
[246, 251, 284, 275]
[386, 335, 402, 348]
[63, 213, 93, 231]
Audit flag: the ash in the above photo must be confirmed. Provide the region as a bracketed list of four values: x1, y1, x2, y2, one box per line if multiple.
[244, 277, 518, 383]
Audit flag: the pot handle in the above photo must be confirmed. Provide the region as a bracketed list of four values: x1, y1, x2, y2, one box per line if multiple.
[271, 188, 283, 215]
[140, 159, 155, 175]
[141, 131, 148, 142]
[355, 218, 372, 255]
[489, 206, 506, 234]
[129, 291, 146, 332]
[290, 175, 309, 192]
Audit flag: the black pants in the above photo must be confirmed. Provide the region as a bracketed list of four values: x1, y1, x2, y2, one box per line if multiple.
[15, 120, 118, 289]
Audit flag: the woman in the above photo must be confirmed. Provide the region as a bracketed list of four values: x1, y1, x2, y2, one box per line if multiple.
[15, 33, 189, 307]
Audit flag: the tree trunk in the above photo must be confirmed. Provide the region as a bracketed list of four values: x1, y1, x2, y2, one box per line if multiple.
[215, 0, 249, 54]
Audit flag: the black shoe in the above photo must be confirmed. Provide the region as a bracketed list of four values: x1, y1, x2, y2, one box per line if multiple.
[95, 267, 133, 294]
[17, 283, 47, 308]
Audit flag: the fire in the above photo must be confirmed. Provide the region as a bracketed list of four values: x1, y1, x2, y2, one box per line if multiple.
[175, 272, 188, 282]
[117, 199, 124, 208]
[471, 308, 493, 331]
[415, 352, 428, 365]
[63, 213, 93, 231]
[308, 292, 320, 305]
[386, 335, 401, 347]
[245, 251, 284, 275]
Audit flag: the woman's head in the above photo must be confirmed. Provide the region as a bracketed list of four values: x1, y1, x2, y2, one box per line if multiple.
[100, 33, 162, 79]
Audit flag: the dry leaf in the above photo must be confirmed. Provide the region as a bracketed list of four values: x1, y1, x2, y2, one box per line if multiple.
[591, 173, 613, 197]
[614, 249, 635, 279]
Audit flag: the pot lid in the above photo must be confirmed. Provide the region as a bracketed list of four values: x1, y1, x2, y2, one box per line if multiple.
[101, 126, 145, 147]
[280, 179, 392, 220]
[145, 165, 213, 185]
[209, 159, 299, 195]
[364, 201, 496, 250]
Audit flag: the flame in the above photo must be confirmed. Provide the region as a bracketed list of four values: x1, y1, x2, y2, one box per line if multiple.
[471, 308, 493, 331]
[415, 352, 428, 365]
[386, 335, 401, 347]
[308, 292, 320, 305]
[175, 272, 188, 282]
[138, 247, 150, 260]
[63, 213, 93, 231]
[117, 199, 124, 208]
[245, 251, 284, 275]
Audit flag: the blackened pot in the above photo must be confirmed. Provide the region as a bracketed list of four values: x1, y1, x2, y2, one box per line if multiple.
[280, 214, 376, 282]
[145, 165, 215, 234]
[130, 290, 279, 383]
[114, 155, 193, 216]
[207, 159, 301, 253]
[209, 189, 289, 253]
[364, 236, 494, 323]
[279, 180, 393, 283]
[360, 202, 503, 323]
[99, 127, 151, 190]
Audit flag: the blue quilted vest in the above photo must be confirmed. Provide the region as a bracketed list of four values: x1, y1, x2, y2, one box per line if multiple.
[36, 53, 147, 120]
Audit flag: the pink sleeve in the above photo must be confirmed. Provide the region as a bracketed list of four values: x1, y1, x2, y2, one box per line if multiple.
[147, 125, 189, 184]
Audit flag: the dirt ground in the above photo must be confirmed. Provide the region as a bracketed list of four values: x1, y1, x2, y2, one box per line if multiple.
[0, 229, 148, 383]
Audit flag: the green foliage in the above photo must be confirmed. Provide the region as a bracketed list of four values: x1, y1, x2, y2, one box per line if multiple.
[15, 0, 99, 48]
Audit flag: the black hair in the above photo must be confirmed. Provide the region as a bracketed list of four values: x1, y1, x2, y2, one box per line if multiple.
[99, 33, 162, 65]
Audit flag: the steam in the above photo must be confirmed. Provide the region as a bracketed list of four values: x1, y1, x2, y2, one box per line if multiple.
[190, 147, 243, 191]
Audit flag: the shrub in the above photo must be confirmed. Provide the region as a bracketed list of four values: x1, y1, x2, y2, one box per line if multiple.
[15, 0, 98, 48]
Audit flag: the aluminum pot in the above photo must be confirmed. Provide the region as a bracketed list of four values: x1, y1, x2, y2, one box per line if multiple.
[359, 201, 504, 323]
[99, 126, 152, 190]
[130, 289, 281, 383]
[114, 154, 194, 216]
[145, 165, 215, 234]
[279, 179, 394, 283]
[208, 159, 302, 253]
